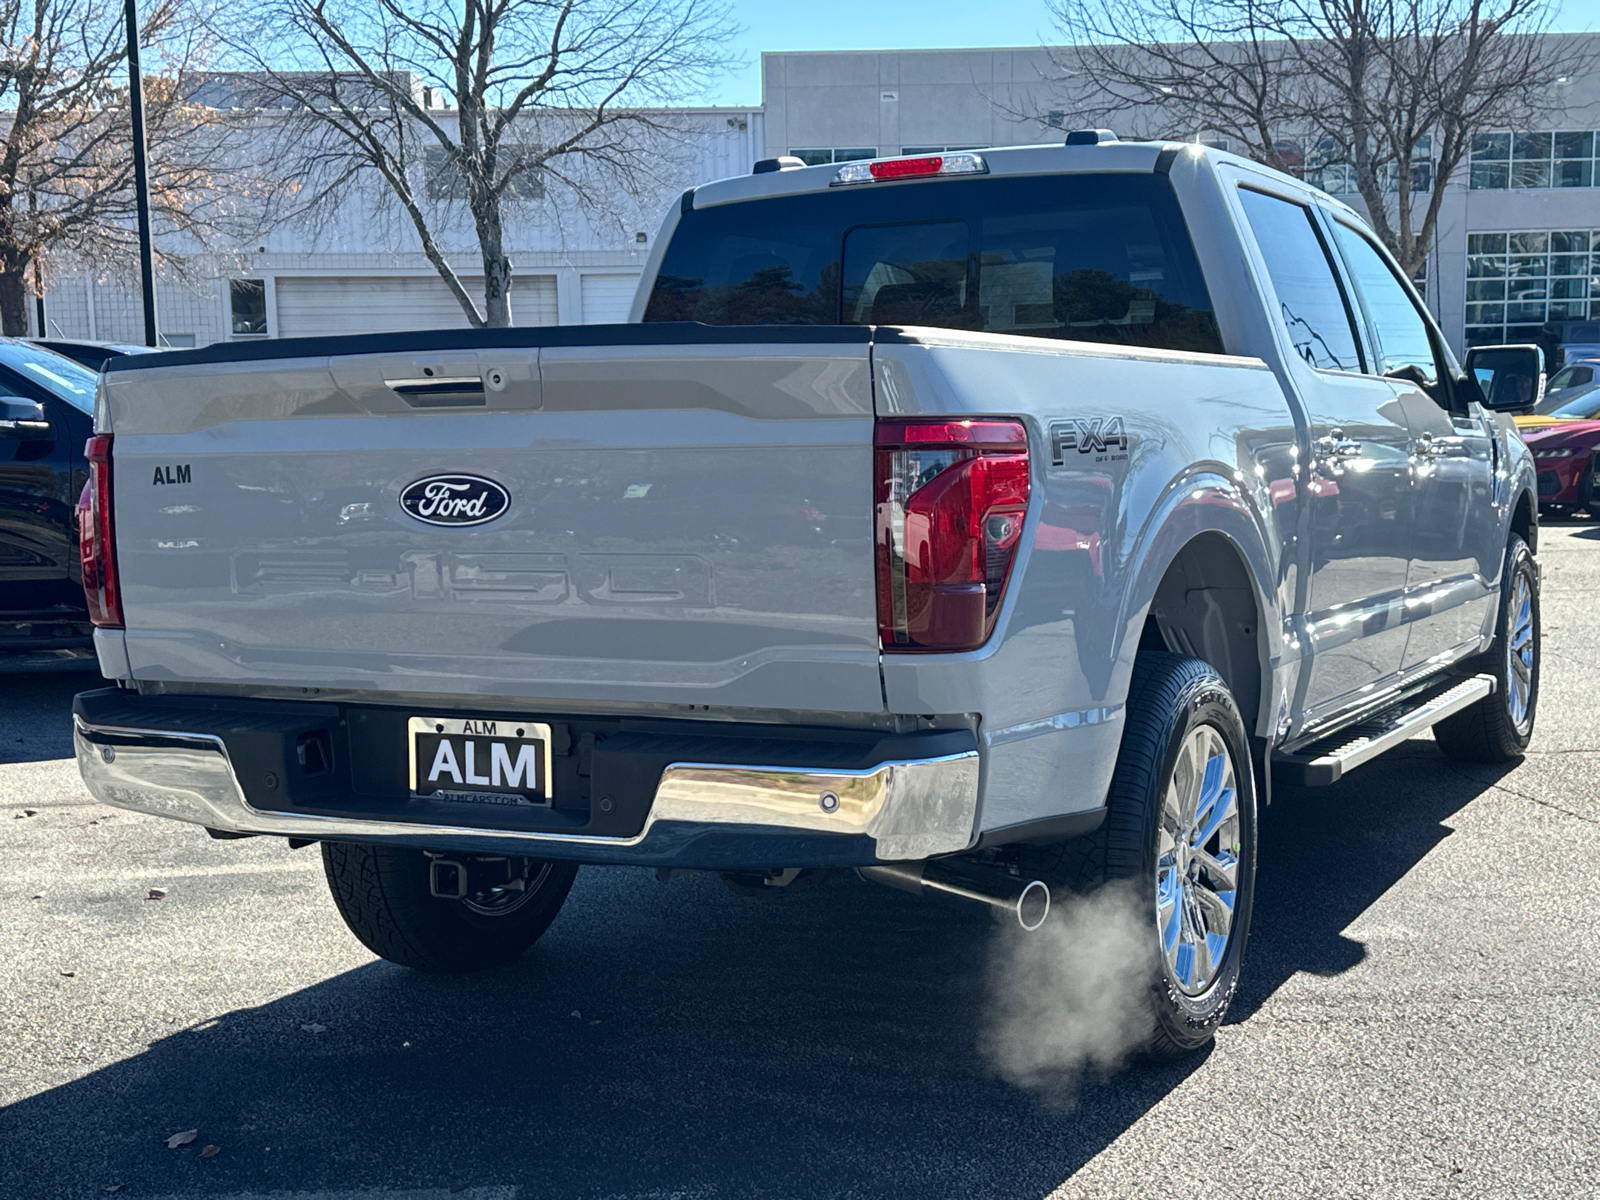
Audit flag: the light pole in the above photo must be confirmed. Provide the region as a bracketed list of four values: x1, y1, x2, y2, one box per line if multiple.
[124, 0, 159, 347]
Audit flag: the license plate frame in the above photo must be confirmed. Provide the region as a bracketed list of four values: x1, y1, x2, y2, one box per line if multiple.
[407, 715, 554, 807]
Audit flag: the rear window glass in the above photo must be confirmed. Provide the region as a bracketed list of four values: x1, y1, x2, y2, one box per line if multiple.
[644, 173, 1225, 355]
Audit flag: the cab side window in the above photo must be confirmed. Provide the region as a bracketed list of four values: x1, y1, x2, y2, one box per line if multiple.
[1237, 188, 1364, 373]
[1328, 222, 1442, 384]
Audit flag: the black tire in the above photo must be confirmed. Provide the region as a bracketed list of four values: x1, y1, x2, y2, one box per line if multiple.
[321, 842, 578, 972]
[1020, 652, 1258, 1059]
[1433, 533, 1540, 763]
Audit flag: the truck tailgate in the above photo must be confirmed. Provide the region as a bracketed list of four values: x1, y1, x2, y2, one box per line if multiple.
[100, 332, 882, 712]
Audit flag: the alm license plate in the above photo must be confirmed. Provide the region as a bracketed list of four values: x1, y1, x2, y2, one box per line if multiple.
[408, 716, 553, 807]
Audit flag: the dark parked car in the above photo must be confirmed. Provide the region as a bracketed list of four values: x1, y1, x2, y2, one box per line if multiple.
[1, 339, 99, 653]
[30, 338, 159, 372]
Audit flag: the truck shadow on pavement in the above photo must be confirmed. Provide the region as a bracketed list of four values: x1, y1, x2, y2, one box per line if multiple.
[0, 739, 1513, 1200]
[0, 668, 95, 764]
[1230, 743, 1516, 1023]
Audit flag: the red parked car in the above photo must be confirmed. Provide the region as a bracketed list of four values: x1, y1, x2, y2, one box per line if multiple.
[1523, 419, 1600, 517]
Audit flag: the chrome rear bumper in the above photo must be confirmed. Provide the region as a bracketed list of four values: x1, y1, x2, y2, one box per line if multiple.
[73, 715, 980, 866]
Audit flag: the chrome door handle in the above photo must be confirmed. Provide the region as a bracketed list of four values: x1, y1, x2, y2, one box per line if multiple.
[1315, 433, 1362, 459]
[1411, 435, 1455, 459]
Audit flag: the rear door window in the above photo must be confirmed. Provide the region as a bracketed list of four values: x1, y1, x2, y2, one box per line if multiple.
[1237, 188, 1364, 373]
[645, 173, 1225, 355]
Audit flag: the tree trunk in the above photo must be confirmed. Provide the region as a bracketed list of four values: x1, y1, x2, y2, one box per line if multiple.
[478, 209, 513, 328]
[483, 255, 513, 328]
[0, 265, 31, 337]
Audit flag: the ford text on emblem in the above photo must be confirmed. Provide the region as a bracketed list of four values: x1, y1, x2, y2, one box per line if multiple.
[400, 475, 510, 527]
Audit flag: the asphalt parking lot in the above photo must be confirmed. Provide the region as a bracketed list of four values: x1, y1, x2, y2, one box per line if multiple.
[2, 525, 1598, 1200]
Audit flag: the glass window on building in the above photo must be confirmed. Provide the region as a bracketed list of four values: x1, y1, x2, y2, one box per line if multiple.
[1410, 134, 1435, 192]
[788, 147, 877, 166]
[1471, 131, 1597, 189]
[1512, 132, 1552, 188]
[1555, 132, 1595, 187]
[230, 279, 267, 336]
[1306, 134, 1432, 195]
[1464, 229, 1599, 346]
[1471, 133, 1510, 188]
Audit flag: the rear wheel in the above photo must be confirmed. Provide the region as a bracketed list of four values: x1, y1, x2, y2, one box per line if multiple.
[1020, 653, 1257, 1058]
[1434, 533, 1539, 763]
[322, 842, 578, 972]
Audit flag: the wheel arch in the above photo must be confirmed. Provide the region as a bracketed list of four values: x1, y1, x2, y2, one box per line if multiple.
[1113, 474, 1285, 743]
[1511, 486, 1537, 555]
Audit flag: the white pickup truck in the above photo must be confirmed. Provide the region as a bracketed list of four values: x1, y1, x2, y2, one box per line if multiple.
[73, 136, 1541, 1057]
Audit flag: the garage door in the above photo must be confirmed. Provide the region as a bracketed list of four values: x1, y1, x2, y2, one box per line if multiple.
[581, 274, 641, 324]
[274, 274, 558, 338]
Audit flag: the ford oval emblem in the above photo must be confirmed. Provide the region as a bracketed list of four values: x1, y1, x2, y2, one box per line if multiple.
[399, 474, 510, 527]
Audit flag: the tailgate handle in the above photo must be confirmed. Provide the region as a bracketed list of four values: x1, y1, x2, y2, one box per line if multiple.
[383, 375, 486, 408]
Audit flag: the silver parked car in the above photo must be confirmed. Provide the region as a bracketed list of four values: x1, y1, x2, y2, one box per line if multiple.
[1534, 358, 1600, 416]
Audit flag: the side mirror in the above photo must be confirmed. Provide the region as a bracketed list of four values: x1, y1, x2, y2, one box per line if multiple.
[0, 396, 50, 440]
[1464, 344, 1545, 414]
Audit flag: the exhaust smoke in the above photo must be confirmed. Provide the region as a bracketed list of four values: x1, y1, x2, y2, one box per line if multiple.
[980, 881, 1156, 1099]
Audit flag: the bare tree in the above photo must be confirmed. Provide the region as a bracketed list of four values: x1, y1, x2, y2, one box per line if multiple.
[0, 0, 265, 336]
[1042, 0, 1585, 275]
[218, 0, 738, 328]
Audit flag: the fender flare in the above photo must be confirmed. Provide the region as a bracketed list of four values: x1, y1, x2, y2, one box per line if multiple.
[1108, 467, 1289, 739]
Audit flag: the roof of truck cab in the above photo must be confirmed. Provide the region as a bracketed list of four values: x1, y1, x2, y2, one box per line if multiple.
[686, 140, 1364, 226]
[688, 141, 1176, 209]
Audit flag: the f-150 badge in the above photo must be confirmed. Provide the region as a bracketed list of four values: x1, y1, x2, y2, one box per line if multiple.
[400, 474, 510, 527]
[1050, 417, 1130, 465]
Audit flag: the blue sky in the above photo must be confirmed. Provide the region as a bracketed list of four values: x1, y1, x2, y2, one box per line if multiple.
[701, 0, 1600, 105]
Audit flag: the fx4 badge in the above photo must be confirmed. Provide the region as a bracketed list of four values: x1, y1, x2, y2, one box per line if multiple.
[1049, 417, 1130, 465]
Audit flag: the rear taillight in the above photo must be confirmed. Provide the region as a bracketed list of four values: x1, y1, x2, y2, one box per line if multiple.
[77, 434, 122, 629]
[875, 419, 1030, 651]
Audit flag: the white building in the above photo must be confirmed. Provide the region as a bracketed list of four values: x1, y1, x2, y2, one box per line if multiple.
[38, 102, 763, 347]
[39, 39, 1600, 360]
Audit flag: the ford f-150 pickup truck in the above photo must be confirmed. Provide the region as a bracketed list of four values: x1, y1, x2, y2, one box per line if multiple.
[72, 137, 1543, 1057]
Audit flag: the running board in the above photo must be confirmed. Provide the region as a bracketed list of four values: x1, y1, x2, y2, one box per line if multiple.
[1275, 673, 1496, 786]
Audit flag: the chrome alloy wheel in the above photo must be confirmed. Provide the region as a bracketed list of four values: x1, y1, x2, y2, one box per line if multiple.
[1156, 726, 1242, 996]
[1506, 567, 1536, 734]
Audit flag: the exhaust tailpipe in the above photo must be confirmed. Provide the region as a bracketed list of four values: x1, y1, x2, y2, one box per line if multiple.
[859, 863, 1050, 931]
